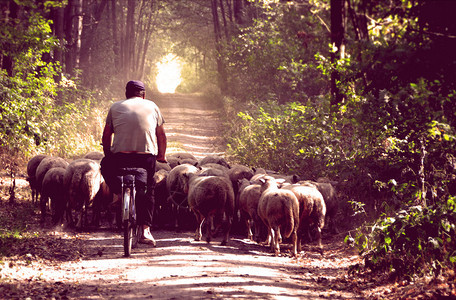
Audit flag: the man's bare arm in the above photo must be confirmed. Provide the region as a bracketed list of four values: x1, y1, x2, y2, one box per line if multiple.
[156, 124, 167, 163]
[102, 124, 113, 156]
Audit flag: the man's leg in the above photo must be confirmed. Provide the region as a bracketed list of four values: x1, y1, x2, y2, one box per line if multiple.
[137, 154, 157, 245]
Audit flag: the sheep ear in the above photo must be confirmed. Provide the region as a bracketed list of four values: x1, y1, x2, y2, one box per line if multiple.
[276, 178, 286, 184]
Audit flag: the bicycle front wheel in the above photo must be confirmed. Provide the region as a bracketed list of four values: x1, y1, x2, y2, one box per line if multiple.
[123, 187, 133, 257]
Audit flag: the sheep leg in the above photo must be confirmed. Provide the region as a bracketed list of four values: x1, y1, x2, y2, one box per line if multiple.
[220, 215, 232, 246]
[253, 215, 264, 243]
[262, 227, 273, 247]
[290, 230, 298, 257]
[193, 212, 204, 241]
[316, 226, 324, 255]
[272, 227, 280, 256]
[40, 194, 48, 225]
[205, 215, 213, 244]
[242, 211, 253, 240]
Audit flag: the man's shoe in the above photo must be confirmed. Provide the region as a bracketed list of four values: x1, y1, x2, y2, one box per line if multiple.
[139, 232, 156, 247]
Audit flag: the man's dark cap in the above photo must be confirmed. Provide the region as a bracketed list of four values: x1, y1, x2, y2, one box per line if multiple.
[126, 80, 145, 92]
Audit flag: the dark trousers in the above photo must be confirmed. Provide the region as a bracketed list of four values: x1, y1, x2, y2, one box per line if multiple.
[100, 152, 156, 227]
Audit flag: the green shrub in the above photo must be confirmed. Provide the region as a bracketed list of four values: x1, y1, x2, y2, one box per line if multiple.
[346, 197, 456, 279]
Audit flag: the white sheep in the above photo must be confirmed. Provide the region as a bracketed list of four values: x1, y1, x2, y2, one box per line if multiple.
[258, 176, 299, 257]
[299, 179, 338, 234]
[282, 183, 326, 254]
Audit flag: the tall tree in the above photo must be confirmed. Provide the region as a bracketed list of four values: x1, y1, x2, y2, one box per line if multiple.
[211, 0, 227, 92]
[64, 0, 83, 76]
[330, 0, 344, 107]
[80, 0, 108, 86]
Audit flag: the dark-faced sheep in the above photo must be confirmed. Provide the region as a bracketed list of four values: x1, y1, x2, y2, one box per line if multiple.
[83, 151, 104, 162]
[35, 156, 69, 195]
[166, 164, 200, 229]
[185, 174, 235, 245]
[26, 154, 48, 204]
[282, 183, 326, 254]
[92, 181, 116, 228]
[197, 155, 230, 169]
[156, 161, 172, 172]
[40, 167, 66, 226]
[153, 169, 171, 228]
[35, 157, 69, 219]
[167, 153, 197, 168]
[258, 176, 299, 257]
[64, 159, 103, 229]
[250, 173, 299, 185]
[198, 165, 229, 177]
[227, 164, 255, 233]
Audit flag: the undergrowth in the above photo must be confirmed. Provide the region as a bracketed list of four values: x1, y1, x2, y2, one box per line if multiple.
[346, 197, 456, 280]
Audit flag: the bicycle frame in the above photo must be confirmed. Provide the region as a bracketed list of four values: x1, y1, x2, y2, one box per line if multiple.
[121, 174, 139, 257]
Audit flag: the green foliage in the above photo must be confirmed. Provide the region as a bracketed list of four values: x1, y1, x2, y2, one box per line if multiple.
[226, 98, 341, 178]
[0, 1, 103, 163]
[224, 2, 328, 103]
[346, 198, 456, 279]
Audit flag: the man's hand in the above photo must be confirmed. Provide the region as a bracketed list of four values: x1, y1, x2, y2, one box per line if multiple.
[156, 157, 167, 163]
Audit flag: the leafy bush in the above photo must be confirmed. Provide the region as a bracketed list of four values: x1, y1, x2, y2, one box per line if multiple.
[346, 198, 456, 279]
[226, 99, 341, 178]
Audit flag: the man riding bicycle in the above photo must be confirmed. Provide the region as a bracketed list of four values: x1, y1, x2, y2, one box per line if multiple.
[101, 80, 167, 246]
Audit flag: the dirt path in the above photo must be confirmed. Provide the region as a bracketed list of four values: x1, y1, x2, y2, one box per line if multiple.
[153, 93, 226, 159]
[0, 93, 367, 299]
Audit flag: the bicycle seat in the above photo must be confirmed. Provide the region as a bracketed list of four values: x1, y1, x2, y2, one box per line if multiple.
[117, 168, 147, 186]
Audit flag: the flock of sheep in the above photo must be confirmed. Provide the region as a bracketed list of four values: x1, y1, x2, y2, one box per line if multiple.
[26, 151, 339, 257]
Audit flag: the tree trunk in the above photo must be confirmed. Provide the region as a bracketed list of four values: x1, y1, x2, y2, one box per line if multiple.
[211, 0, 227, 93]
[219, 0, 229, 40]
[110, 0, 120, 70]
[138, 1, 156, 79]
[52, 5, 65, 80]
[125, 0, 136, 79]
[330, 0, 344, 108]
[64, 0, 83, 76]
[1, 0, 19, 76]
[80, 0, 108, 86]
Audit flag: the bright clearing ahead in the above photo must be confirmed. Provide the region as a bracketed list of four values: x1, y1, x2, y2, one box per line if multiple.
[156, 54, 182, 93]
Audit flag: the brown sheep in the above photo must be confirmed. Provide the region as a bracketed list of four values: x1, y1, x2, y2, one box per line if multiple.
[238, 178, 265, 242]
[35, 156, 69, 195]
[26, 154, 48, 204]
[64, 159, 103, 229]
[258, 176, 299, 257]
[166, 163, 200, 229]
[185, 174, 235, 246]
[40, 167, 66, 226]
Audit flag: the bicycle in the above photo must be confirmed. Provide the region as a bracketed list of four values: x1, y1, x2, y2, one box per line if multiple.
[119, 168, 146, 257]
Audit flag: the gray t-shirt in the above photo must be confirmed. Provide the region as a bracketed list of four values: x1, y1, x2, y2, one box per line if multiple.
[106, 97, 165, 155]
